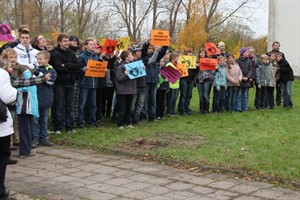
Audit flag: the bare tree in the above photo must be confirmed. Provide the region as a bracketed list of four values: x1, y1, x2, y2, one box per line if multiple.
[57, 0, 75, 33]
[33, 0, 47, 33]
[165, 0, 182, 42]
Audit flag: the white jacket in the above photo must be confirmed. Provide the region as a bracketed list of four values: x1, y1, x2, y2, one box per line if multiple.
[14, 43, 39, 69]
[0, 68, 17, 137]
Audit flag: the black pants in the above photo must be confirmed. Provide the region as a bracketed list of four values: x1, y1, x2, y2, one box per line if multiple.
[0, 135, 10, 194]
[96, 88, 105, 121]
[117, 94, 133, 127]
[18, 114, 33, 156]
[267, 87, 275, 109]
[276, 81, 282, 105]
[102, 87, 115, 118]
[156, 90, 167, 118]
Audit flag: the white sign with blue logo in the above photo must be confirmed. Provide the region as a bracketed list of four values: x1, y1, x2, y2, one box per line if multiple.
[124, 60, 147, 79]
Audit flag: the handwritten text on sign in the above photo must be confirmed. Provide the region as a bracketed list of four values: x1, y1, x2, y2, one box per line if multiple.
[199, 58, 217, 71]
[117, 37, 130, 50]
[176, 63, 189, 77]
[151, 30, 170, 46]
[102, 39, 118, 54]
[124, 60, 146, 79]
[179, 55, 197, 69]
[160, 64, 181, 84]
[85, 60, 108, 77]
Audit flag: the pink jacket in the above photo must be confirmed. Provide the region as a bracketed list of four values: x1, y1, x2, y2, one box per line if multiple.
[226, 63, 243, 87]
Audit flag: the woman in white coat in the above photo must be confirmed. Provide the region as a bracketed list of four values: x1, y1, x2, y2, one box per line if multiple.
[0, 67, 17, 199]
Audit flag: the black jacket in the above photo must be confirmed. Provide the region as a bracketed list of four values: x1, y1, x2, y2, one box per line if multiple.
[236, 56, 252, 88]
[278, 59, 294, 82]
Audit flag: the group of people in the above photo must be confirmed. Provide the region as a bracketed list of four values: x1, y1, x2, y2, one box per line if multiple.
[0, 24, 294, 199]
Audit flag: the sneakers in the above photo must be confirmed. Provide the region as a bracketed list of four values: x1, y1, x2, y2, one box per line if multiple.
[67, 129, 76, 134]
[32, 140, 39, 148]
[54, 130, 62, 135]
[126, 125, 134, 128]
[118, 126, 124, 130]
[40, 140, 53, 146]
[47, 130, 55, 135]
[19, 149, 36, 158]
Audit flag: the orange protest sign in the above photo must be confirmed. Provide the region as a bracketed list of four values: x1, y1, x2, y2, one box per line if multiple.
[176, 63, 189, 77]
[102, 39, 118, 54]
[150, 30, 170, 46]
[85, 60, 108, 77]
[205, 42, 220, 57]
[199, 58, 217, 70]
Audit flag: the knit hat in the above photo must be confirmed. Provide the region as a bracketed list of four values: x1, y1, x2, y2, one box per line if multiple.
[239, 47, 248, 56]
[218, 41, 225, 48]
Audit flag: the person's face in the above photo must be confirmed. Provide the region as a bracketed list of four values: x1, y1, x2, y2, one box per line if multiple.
[160, 59, 165, 67]
[199, 51, 205, 58]
[276, 54, 282, 62]
[37, 35, 46, 47]
[273, 43, 280, 51]
[270, 54, 275, 61]
[70, 40, 78, 47]
[219, 45, 225, 51]
[262, 57, 269, 64]
[218, 58, 226, 65]
[37, 55, 49, 66]
[147, 46, 154, 54]
[248, 48, 255, 57]
[59, 37, 70, 49]
[94, 46, 101, 54]
[242, 51, 249, 58]
[127, 52, 134, 62]
[6, 54, 17, 66]
[46, 42, 53, 51]
[228, 56, 235, 64]
[134, 50, 142, 58]
[20, 33, 31, 47]
[85, 41, 95, 52]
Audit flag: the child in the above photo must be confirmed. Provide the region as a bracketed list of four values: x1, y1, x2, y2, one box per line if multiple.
[276, 52, 293, 108]
[226, 54, 242, 112]
[266, 53, 279, 109]
[156, 57, 169, 119]
[115, 50, 137, 129]
[32, 51, 57, 146]
[255, 54, 270, 109]
[213, 56, 227, 113]
[16, 65, 39, 157]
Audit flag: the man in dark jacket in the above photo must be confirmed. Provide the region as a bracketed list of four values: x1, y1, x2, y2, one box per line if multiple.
[51, 33, 81, 134]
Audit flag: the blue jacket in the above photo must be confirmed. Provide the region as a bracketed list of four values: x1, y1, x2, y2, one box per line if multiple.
[37, 65, 57, 108]
[78, 50, 100, 88]
[213, 64, 227, 89]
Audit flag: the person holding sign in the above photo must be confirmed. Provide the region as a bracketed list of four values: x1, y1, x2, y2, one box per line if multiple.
[77, 39, 100, 129]
[213, 56, 227, 113]
[196, 48, 215, 114]
[115, 50, 137, 129]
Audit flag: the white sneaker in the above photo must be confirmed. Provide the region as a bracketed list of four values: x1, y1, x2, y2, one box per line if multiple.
[118, 126, 124, 130]
[67, 130, 76, 134]
[126, 125, 134, 129]
[55, 130, 62, 135]
[47, 130, 55, 135]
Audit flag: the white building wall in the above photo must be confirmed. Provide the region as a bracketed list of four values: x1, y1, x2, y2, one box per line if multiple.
[268, 0, 300, 76]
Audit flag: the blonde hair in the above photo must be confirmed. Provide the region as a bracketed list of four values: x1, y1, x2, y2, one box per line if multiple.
[2, 48, 18, 59]
[261, 54, 269, 60]
[37, 50, 51, 61]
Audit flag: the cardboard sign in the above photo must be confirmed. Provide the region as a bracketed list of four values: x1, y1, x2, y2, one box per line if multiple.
[0, 24, 14, 42]
[117, 36, 130, 50]
[0, 41, 8, 47]
[161, 64, 181, 84]
[150, 30, 170, 46]
[179, 55, 197, 69]
[85, 60, 108, 77]
[176, 63, 189, 77]
[124, 60, 146, 79]
[205, 42, 220, 57]
[199, 58, 217, 70]
[52, 31, 59, 41]
[99, 38, 106, 46]
[102, 39, 118, 54]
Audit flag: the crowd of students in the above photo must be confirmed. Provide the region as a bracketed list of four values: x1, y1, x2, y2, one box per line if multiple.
[0, 24, 296, 199]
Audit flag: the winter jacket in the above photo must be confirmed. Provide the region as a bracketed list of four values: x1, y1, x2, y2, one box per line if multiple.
[37, 65, 57, 108]
[14, 43, 39, 69]
[78, 49, 100, 88]
[226, 62, 242, 87]
[256, 63, 270, 87]
[115, 61, 137, 95]
[214, 64, 227, 89]
[196, 70, 215, 83]
[50, 45, 81, 84]
[278, 59, 294, 82]
[16, 69, 39, 118]
[267, 61, 278, 87]
[0, 68, 17, 137]
[236, 56, 252, 88]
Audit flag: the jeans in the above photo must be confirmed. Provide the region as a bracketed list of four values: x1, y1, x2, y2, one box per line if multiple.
[166, 88, 179, 115]
[102, 87, 114, 118]
[0, 135, 10, 194]
[131, 87, 145, 122]
[54, 83, 75, 131]
[276, 80, 282, 105]
[18, 114, 33, 156]
[281, 81, 293, 107]
[227, 86, 240, 112]
[143, 84, 157, 120]
[117, 94, 133, 127]
[213, 86, 226, 112]
[32, 108, 49, 142]
[197, 80, 211, 111]
[267, 87, 275, 109]
[78, 88, 97, 126]
[237, 87, 249, 111]
[178, 79, 194, 114]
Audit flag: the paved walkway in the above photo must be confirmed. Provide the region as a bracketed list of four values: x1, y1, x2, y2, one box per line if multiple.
[6, 146, 300, 200]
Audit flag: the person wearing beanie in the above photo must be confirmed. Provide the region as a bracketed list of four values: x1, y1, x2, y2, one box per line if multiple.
[218, 41, 229, 58]
[236, 47, 252, 111]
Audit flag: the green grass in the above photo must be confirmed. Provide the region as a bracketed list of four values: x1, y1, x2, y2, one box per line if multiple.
[51, 80, 300, 186]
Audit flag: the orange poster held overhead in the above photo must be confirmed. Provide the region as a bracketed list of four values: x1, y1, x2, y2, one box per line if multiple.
[205, 42, 220, 57]
[199, 58, 217, 70]
[102, 39, 118, 54]
[85, 60, 108, 77]
[176, 63, 189, 77]
[150, 30, 170, 46]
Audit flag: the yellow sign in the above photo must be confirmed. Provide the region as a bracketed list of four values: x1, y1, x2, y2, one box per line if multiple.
[85, 60, 108, 77]
[179, 55, 197, 69]
[117, 37, 130, 50]
[150, 30, 170, 46]
[99, 38, 106, 46]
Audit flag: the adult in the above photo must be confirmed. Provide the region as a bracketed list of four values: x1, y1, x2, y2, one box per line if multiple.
[51, 33, 81, 134]
[0, 68, 17, 200]
[31, 35, 46, 51]
[267, 41, 285, 106]
[218, 41, 229, 58]
[14, 30, 39, 69]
